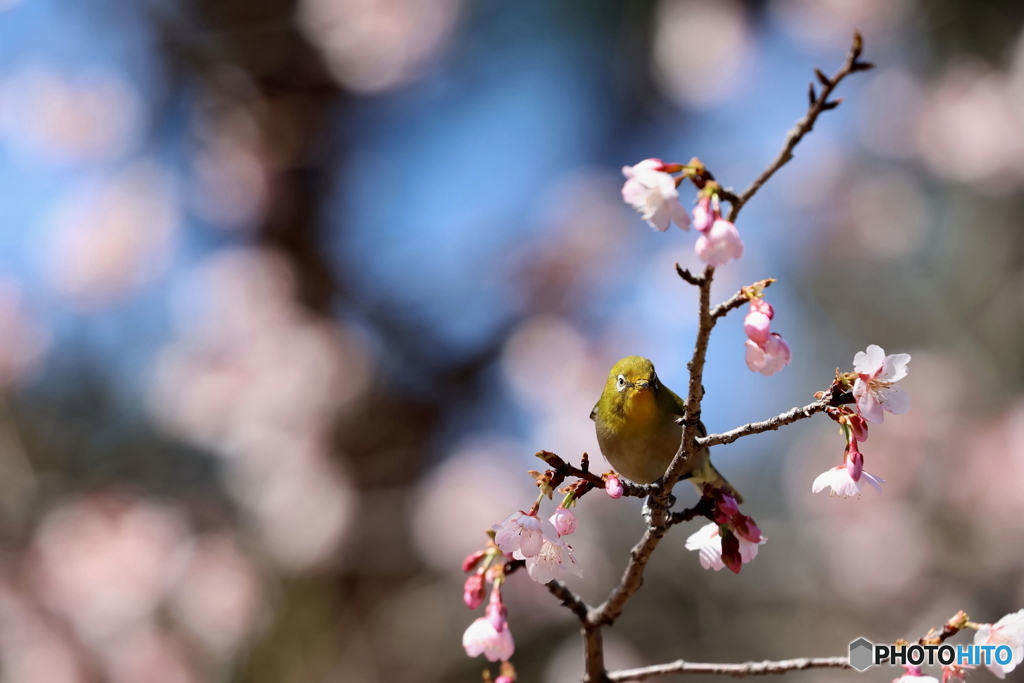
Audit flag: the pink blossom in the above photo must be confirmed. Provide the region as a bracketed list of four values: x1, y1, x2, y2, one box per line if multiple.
[974, 609, 1024, 678]
[811, 464, 885, 498]
[604, 474, 624, 499]
[893, 664, 939, 683]
[849, 414, 869, 442]
[495, 677, 514, 683]
[684, 522, 765, 572]
[731, 513, 762, 544]
[491, 511, 559, 558]
[744, 333, 791, 376]
[743, 310, 772, 345]
[462, 617, 514, 662]
[852, 345, 911, 424]
[550, 507, 578, 536]
[941, 664, 971, 683]
[621, 159, 690, 232]
[692, 195, 718, 232]
[463, 574, 485, 609]
[694, 218, 743, 266]
[513, 539, 583, 584]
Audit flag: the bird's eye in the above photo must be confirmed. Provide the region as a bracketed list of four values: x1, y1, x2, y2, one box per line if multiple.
[651, 374, 659, 389]
[616, 374, 627, 391]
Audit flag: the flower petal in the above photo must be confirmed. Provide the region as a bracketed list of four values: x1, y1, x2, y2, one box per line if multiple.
[882, 385, 911, 415]
[853, 345, 885, 375]
[881, 352, 911, 382]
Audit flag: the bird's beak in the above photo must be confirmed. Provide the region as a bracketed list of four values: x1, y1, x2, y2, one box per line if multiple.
[634, 379, 650, 390]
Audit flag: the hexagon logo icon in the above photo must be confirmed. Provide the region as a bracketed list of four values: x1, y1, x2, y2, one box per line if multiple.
[849, 638, 874, 672]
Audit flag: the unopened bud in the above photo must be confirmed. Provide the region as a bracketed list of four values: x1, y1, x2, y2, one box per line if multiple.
[464, 574, 486, 609]
[550, 507, 578, 536]
[721, 530, 742, 574]
[604, 474, 624, 499]
[462, 550, 487, 573]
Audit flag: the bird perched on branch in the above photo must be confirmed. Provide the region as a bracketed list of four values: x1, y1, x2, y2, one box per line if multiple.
[591, 356, 742, 503]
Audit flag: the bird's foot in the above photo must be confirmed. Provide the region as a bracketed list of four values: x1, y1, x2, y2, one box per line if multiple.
[641, 493, 677, 526]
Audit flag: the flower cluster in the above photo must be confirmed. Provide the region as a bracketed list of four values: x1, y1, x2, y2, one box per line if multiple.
[494, 506, 583, 585]
[621, 159, 743, 267]
[461, 547, 515, 663]
[813, 345, 911, 498]
[743, 298, 791, 377]
[460, 491, 590, 665]
[684, 489, 766, 573]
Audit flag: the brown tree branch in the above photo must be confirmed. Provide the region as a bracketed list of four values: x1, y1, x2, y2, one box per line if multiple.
[698, 400, 830, 448]
[584, 625, 608, 682]
[726, 31, 871, 223]
[546, 580, 590, 622]
[607, 657, 852, 681]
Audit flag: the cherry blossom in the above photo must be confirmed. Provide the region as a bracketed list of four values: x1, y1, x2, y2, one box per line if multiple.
[941, 664, 971, 683]
[974, 609, 1024, 678]
[744, 333, 791, 376]
[695, 218, 744, 266]
[462, 617, 514, 662]
[893, 664, 939, 683]
[492, 511, 559, 558]
[513, 539, 583, 584]
[550, 507, 578, 536]
[852, 345, 911, 424]
[812, 445, 886, 499]
[621, 159, 690, 232]
[684, 522, 765, 573]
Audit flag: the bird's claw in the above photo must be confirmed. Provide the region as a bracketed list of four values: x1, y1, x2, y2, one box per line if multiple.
[642, 493, 678, 526]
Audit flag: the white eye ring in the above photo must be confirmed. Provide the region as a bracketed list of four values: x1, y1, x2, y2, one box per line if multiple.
[651, 373, 659, 388]
[616, 374, 627, 392]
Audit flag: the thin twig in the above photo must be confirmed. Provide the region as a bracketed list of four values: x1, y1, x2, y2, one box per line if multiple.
[726, 31, 871, 223]
[710, 279, 775, 320]
[589, 266, 717, 630]
[535, 451, 655, 498]
[699, 400, 829, 448]
[546, 580, 590, 622]
[607, 657, 852, 681]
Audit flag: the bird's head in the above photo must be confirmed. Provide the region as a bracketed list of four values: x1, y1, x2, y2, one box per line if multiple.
[600, 356, 662, 418]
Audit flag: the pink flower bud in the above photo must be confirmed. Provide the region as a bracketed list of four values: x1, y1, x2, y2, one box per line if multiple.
[743, 311, 771, 345]
[695, 218, 744, 267]
[764, 333, 791, 363]
[732, 514, 762, 544]
[849, 415, 869, 443]
[604, 475, 624, 499]
[720, 530, 742, 574]
[485, 588, 507, 632]
[846, 444, 864, 483]
[496, 677, 514, 683]
[463, 574, 486, 610]
[715, 491, 739, 517]
[550, 507, 578, 536]
[692, 196, 715, 232]
[749, 299, 774, 318]
[462, 550, 487, 573]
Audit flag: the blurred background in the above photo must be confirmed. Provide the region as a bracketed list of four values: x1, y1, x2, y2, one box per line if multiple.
[0, 0, 1022, 681]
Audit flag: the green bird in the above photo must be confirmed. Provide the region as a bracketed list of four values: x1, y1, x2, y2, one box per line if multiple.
[591, 356, 743, 503]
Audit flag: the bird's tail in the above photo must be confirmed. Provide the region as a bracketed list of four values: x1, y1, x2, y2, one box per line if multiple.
[689, 455, 744, 505]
